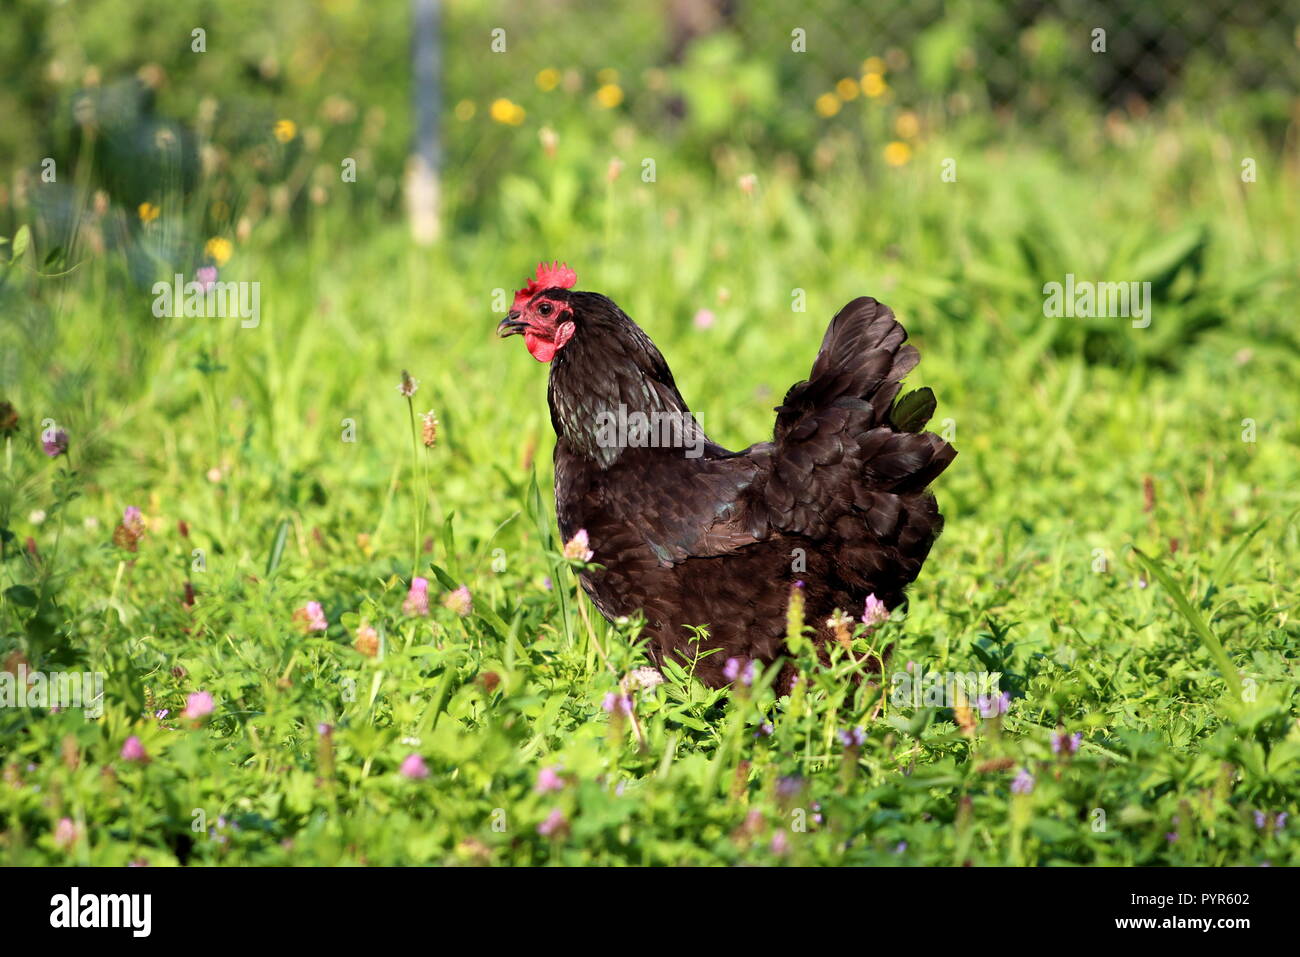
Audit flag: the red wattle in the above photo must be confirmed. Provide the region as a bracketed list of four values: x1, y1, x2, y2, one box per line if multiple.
[525, 332, 558, 362]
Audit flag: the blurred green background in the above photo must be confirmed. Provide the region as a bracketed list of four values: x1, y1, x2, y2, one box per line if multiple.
[2, 0, 1297, 262]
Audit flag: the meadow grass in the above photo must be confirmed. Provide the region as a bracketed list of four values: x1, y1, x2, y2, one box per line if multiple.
[1, 107, 1297, 865]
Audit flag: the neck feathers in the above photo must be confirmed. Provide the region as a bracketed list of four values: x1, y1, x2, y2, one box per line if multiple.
[547, 298, 702, 467]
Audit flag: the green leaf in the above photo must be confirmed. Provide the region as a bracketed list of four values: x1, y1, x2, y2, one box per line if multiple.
[429, 659, 461, 730]
[265, 518, 289, 576]
[890, 387, 937, 432]
[1131, 547, 1242, 699]
[439, 512, 458, 577]
[11, 225, 30, 260]
[426, 561, 459, 591]
[4, 584, 38, 607]
[1206, 517, 1269, 604]
[1126, 224, 1205, 287]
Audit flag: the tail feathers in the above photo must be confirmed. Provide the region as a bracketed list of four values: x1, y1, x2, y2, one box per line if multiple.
[775, 297, 917, 442]
[857, 428, 956, 493]
[758, 295, 955, 549]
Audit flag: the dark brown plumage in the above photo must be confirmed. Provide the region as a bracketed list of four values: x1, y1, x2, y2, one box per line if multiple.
[499, 266, 955, 688]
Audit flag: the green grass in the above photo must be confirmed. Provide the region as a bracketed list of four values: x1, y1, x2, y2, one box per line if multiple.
[1, 103, 1298, 866]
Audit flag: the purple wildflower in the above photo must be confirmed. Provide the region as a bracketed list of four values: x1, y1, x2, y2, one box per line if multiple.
[294, 600, 328, 632]
[602, 691, 633, 716]
[41, 427, 69, 458]
[53, 817, 79, 849]
[776, 776, 804, 800]
[442, 584, 472, 617]
[838, 726, 866, 748]
[535, 765, 565, 794]
[723, 657, 756, 686]
[182, 691, 215, 720]
[861, 593, 890, 628]
[1011, 768, 1035, 795]
[399, 753, 429, 780]
[122, 506, 145, 535]
[403, 577, 430, 616]
[977, 691, 1011, 718]
[538, 808, 567, 837]
[120, 736, 148, 763]
[1051, 729, 1082, 756]
[113, 506, 147, 551]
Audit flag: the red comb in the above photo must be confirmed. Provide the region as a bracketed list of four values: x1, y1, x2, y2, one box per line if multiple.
[513, 261, 577, 307]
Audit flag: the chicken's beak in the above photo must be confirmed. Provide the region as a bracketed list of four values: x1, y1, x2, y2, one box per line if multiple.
[497, 311, 528, 338]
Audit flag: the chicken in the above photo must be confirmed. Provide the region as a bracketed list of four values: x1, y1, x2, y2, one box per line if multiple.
[498, 262, 955, 688]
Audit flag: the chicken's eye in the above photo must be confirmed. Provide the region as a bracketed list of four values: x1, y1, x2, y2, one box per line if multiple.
[538, 302, 554, 317]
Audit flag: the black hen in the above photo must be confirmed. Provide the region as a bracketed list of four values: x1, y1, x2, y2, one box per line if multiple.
[499, 263, 955, 688]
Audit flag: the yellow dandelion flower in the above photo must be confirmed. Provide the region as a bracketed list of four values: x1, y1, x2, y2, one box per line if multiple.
[861, 56, 885, 75]
[883, 141, 912, 166]
[814, 92, 841, 117]
[454, 99, 476, 121]
[895, 110, 920, 138]
[595, 84, 623, 109]
[490, 98, 525, 125]
[273, 119, 297, 143]
[535, 68, 560, 92]
[835, 77, 860, 101]
[862, 73, 887, 98]
[596, 68, 620, 85]
[137, 202, 160, 223]
[204, 236, 233, 266]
